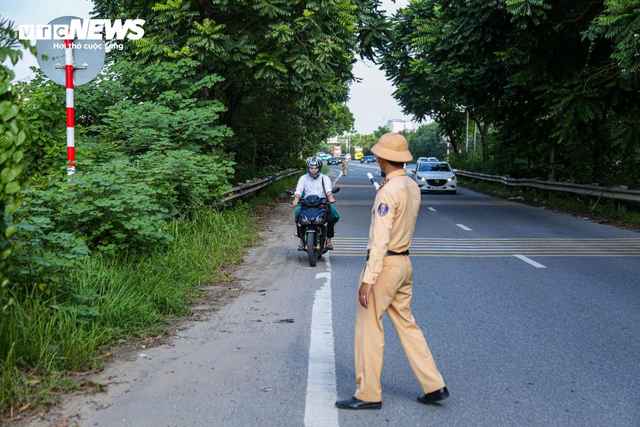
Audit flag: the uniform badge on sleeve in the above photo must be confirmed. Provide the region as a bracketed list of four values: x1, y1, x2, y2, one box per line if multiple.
[377, 203, 389, 217]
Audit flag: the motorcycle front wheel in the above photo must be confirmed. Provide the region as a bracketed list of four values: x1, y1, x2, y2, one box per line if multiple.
[307, 230, 317, 267]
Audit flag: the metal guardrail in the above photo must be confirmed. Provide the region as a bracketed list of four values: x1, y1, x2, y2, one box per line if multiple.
[454, 170, 640, 204]
[223, 168, 301, 202]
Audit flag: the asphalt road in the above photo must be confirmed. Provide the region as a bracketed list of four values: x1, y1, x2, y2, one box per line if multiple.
[329, 162, 640, 426]
[43, 161, 639, 427]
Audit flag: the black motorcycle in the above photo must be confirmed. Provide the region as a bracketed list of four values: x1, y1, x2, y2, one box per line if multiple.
[287, 188, 340, 267]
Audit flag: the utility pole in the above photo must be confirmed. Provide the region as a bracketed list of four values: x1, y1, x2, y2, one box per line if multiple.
[473, 122, 477, 154]
[465, 109, 469, 154]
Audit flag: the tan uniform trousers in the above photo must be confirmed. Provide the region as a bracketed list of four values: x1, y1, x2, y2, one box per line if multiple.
[355, 255, 445, 402]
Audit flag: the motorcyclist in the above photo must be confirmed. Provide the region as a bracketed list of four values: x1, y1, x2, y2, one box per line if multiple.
[292, 157, 339, 251]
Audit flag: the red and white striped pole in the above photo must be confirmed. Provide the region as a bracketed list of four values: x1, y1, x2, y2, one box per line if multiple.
[65, 35, 75, 175]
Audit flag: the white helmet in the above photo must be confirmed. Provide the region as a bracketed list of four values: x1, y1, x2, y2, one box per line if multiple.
[306, 157, 322, 179]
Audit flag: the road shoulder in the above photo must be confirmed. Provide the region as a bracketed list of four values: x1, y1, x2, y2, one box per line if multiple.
[17, 200, 319, 427]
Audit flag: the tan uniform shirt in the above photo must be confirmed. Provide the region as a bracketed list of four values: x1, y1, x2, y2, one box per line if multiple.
[362, 169, 421, 284]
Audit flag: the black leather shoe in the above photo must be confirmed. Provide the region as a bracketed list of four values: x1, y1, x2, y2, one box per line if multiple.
[335, 396, 382, 410]
[418, 387, 449, 405]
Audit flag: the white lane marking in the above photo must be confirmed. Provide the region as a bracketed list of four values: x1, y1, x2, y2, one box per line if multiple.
[333, 170, 343, 185]
[456, 224, 472, 231]
[427, 207, 437, 212]
[305, 255, 338, 427]
[514, 254, 546, 268]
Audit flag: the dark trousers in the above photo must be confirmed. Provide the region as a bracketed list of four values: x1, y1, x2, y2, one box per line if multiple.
[325, 208, 334, 238]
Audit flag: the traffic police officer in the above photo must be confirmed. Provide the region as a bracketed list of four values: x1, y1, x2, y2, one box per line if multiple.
[336, 133, 449, 410]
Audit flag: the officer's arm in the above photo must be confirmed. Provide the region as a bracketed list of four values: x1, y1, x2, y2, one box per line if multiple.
[362, 191, 396, 284]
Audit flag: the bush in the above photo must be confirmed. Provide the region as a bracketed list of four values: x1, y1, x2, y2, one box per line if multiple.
[15, 70, 69, 177]
[136, 150, 235, 213]
[18, 159, 172, 256]
[0, 204, 260, 411]
[9, 214, 89, 299]
[1, 19, 33, 316]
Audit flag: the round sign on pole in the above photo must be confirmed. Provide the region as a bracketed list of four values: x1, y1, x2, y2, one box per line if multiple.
[36, 16, 106, 86]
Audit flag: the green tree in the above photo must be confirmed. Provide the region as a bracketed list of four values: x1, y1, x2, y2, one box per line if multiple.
[381, 1, 640, 186]
[373, 125, 391, 139]
[90, 0, 386, 171]
[407, 122, 445, 159]
[327, 103, 355, 138]
[0, 19, 34, 312]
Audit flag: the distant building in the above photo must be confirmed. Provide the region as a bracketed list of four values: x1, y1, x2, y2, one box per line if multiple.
[326, 136, 338, 145]
[386, 119, 413, 133]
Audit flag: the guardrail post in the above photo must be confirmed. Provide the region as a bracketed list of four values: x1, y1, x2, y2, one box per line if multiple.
[618, 201, 627, 213]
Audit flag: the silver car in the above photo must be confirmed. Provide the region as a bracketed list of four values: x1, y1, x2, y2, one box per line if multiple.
[411, 162, 457, 194]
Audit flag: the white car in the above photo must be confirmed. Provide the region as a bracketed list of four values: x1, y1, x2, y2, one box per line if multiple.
[411, 162, 457, 194]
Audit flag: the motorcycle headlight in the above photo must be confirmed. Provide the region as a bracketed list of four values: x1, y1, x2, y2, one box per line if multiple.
[300, 214, 309, 223]
[315, 214, 324, 223]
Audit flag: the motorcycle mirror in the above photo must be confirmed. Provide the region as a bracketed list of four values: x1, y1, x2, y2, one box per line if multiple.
[333, 188, 341, 194]
[286, 190, 295, 196]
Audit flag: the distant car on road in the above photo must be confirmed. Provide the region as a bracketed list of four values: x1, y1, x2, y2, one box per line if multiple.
[417, 156, 439, 163]
[345, 154, 352, 160]
[327, 157, 339, 165]
[411, 161, 457, 194]
[361, 155, 375, 163]
[339, 154, 345, 163]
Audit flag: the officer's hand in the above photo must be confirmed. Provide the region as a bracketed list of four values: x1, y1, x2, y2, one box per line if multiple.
[358, 282, 373, 309]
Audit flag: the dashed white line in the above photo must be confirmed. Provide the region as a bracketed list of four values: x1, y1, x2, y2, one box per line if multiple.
[456, 224, 472, 231]
[304, 255, 338, 427]
[514, 254, 546, 268]
[427, 207, 437, 212]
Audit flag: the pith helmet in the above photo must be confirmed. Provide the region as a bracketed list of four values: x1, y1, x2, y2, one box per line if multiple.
[371, 133, 413, 162]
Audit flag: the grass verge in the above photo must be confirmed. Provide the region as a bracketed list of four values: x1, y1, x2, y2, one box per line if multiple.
[459, 177, 640, 231]
[0, 174, 301, 420]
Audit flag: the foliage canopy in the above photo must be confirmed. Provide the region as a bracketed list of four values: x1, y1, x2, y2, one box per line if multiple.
[381, 0, 640, 186]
